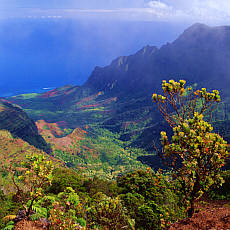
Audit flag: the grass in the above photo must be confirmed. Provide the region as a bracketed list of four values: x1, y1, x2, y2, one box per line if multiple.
[14, 93, 40, 99]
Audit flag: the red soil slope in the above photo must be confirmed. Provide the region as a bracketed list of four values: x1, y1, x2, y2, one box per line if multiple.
[169, 200, 230, 230]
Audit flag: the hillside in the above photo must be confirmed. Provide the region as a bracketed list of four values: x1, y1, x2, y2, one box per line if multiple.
[0, 96, 148, 179]
[35, 119, 148, 178]
[0, 99, 51, 153]
[6, 23, 230, 154]
[0, 129, 64, 193]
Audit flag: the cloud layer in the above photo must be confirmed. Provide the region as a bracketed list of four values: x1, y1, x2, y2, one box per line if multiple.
[146, 0, 230, 23]
[1, 0, 230, 24]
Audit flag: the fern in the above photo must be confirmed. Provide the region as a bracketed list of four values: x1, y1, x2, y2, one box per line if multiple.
[31, 205, 47, 218]
[26, 200, 48, 219]
[30, 212, 44, 221]
[3, 225, 14, 230]
[2, 215, 16, 221]
[2, 225, 14, 230]
[42, 195, 56, 203]
[34, 195, 56, 209]
[2, 221, 14, 230]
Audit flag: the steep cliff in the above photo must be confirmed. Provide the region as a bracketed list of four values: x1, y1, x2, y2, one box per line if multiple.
[0, 99, 51, 153]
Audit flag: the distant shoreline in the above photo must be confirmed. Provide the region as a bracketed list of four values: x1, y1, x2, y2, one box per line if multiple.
[0, 87, 55, 98]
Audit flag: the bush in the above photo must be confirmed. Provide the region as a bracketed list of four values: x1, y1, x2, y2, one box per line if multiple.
[117, 169, 185, 229]
[119, 193, 145, 219]
[209, 170, 230, 200]
[0, 192, 21, 229]
[153, 80, 229, 216]
[49, 187, 86, 229]
[136, 203, 161, 230]
[48, 168, 85, 194]
[87, 192, 134, 229]
[84, 176, 121, 197]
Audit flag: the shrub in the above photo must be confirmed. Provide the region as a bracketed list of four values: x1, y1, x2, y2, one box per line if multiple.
[153, 80, 229, 216]
[0, 192, 20, 229]
[209, 170, 230, 200]
[18, 153, 54, 217]
[119, 193, 145, 219]
[47, 168, 85, 194]
[136, 203, 162, 230]
[87, 192, 134, 229]
[117, 169, 184, 228]
[49, 187, 86, 229]
[84, 176, 121, 197]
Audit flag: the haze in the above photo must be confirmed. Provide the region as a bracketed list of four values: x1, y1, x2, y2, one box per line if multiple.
[1, 0, 230, 96]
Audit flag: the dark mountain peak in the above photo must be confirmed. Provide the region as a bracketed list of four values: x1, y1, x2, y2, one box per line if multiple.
[184, 23, 230, 33]
[109, 45, 157, 68]
[110, 56, 128, 68]
[184, 23, 210, 33]
[174, 23, 210, 43]
[135, 45, 158, 56]
[175, 23, 230, 45]
[84, 45, 158, 92]
[84, 23, 230, 96]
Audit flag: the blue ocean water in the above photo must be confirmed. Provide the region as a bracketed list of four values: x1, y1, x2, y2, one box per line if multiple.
[0, 18, 188, 97]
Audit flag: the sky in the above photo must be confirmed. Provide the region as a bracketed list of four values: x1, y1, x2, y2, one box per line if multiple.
[0, 0, 230, 25]
[0, 0, 229, 96]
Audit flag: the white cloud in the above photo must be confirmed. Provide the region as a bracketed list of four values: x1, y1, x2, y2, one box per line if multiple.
[148, 1, 169, 10]
[1, 0, 230, 24]
[146, 0, 230, 24]
[146, 1, 185, 21]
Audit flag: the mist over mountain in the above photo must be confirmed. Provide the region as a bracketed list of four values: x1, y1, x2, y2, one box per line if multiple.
[7, 23, 230, 153]
[0, 18, 187, 96]
[81, 23, 230, 149]
[85, 23, 230, 97]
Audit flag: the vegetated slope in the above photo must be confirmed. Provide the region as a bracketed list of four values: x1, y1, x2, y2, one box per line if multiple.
[0, 130, 44, 158]
[0, 129, 64, 193]
[7, 23, 230, 153]
[0, 99, 51, 153]
[0, 129, 62, 165]
[36, 120, 148, 179]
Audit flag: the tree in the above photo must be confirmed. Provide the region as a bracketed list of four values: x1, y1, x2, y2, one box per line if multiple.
[152, 80, 220, 127]
[153, 80, 229, 217]
[18, 153, 54, 217]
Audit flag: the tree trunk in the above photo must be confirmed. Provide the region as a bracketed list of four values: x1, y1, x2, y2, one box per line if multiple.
[188, 200, 194, 217]
[26, 197, 36, 217]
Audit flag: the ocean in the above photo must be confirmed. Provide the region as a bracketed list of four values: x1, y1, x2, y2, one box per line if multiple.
[0, 18, 188, 97]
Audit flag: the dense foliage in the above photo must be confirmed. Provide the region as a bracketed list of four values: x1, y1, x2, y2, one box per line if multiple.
[0, 79, 229, 228]
[1, 152, 230, 229]
[153, 80, 229, 216]
[0, 153, 185, 229]
[117, 170, 185, 229]
[41, 126, 148, 179]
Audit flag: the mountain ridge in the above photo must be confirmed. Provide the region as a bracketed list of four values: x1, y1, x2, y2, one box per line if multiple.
[85, 23, 230, 97]
[5, 23, 230, 154]
[0, 99, 51, 153]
